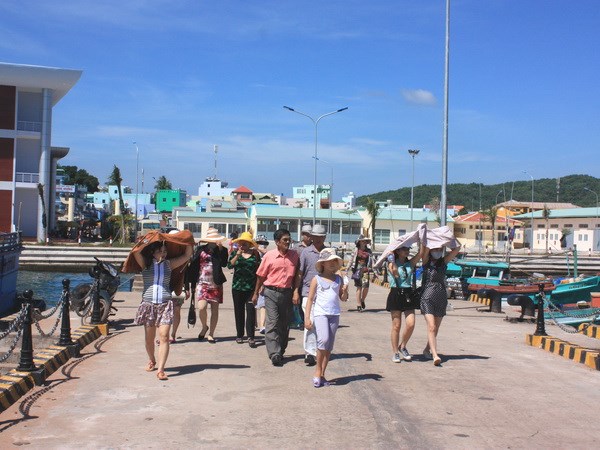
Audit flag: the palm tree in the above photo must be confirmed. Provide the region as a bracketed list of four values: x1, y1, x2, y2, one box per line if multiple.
[542, 204, 551, 253]
[37, 183, 47, 242]
[365, 197, 380, 241]
[154, 175, 172, 191]
[107, 165, 127, 244]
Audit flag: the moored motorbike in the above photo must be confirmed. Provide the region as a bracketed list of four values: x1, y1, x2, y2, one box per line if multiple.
[70, 257, 120, 322]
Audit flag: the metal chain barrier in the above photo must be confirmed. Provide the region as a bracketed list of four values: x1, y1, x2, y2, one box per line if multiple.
[34, 291, 65, 320]
[0, 325, 24, 363]
[541, 291, 600, 334]
[0, 304, 27, 340]
[33, 306, 64, 338]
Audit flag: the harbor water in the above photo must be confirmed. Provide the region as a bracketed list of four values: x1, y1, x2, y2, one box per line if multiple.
[16, 270, 134, 307]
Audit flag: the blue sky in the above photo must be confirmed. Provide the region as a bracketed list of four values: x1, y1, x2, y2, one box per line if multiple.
[2, 1, 599, 200]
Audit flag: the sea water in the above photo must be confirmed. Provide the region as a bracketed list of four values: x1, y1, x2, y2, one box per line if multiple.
[16, 271, 134, 307]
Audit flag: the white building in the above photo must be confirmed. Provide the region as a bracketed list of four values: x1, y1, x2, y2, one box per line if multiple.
[0, 62, 82, 240]
[197, 177, 233, 198]
[292, 184, 331, 209]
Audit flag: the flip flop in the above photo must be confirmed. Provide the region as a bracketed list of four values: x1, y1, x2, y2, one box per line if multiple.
[145, 360, 156, 372]
[157, 371, 169, 381]
[433, 357, 442, 366]
[207, 336, 217, 344]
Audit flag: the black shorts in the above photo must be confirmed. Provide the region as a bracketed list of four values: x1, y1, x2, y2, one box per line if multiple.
[386, 287, 420, 312]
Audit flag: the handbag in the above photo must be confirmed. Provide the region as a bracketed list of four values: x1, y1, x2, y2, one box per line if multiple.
[187, 296, 196, 327]
[351, 267, 362, 281]
[408, 269, 422, 309]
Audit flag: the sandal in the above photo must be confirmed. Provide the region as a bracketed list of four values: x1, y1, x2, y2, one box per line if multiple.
[207, 336, 217, 344]
[198, 326, 209, 341]
[235, 338, 244, 344]
[170, 337, 176, 344]
[145, 360, 156, 372]
[433, 357, 442, 366]
[157, 371, 168, 381]
[248, 338, 256, 348]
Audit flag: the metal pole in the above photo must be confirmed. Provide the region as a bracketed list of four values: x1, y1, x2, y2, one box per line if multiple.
[408, 149, 420, 231]
[57, 279, 74, 346]
[440, 0, 450, 227]
[17, 290, 37, 372]
[523, 171, 534, 251]
[133, 142, 139, 240]
[583, 187, 599, 221]
[90, 266, 102, 324]
[283, 106, 348, 225]
[533, 283, 547, 336]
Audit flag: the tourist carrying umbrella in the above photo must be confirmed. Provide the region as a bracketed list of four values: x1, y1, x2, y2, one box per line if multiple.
[125, 230, 194, 381]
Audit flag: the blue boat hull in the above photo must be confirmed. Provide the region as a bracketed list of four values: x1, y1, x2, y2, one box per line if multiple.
[0, 232, 22, 316]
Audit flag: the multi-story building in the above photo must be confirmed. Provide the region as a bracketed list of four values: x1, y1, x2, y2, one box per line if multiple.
[292, 184, 331, 209]
[0, 62, 81, 239]
[156, 189, 187, 213]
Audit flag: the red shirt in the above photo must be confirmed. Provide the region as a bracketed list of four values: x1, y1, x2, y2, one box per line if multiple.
[256, 249, 299, 289]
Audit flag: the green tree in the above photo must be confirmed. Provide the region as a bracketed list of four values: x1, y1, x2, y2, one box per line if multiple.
[154, 176, 172, 191]
[59, 165, 100, 192]
[365, 197, 379, 240]
[107, 165, 127, 244]
[542, 204, 551, 253]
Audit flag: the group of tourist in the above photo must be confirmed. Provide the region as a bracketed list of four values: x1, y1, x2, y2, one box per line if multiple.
[129, 224, 460, 384]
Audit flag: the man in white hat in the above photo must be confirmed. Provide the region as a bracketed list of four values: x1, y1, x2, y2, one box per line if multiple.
[296, 224, 313, 257]
[293, 223, 327, 366]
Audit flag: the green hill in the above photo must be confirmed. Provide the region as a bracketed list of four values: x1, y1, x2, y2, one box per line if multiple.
[356, 174, 600, 211]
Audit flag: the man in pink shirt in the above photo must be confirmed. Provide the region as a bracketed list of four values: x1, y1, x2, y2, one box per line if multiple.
[253, 229, 299, 366]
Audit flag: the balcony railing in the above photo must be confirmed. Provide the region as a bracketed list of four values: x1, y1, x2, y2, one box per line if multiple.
[16, 172, 40, 183]
[17, 121, 42, 132]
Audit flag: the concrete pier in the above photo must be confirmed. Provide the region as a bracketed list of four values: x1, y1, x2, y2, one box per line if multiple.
[0, 281, 599, 448]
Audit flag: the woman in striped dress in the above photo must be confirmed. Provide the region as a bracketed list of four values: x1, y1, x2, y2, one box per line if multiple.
[133, 241, 192, 380]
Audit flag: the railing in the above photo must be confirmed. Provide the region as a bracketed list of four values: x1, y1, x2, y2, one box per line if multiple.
[17, 121, 42, 132]
[15, 172, 40, 183]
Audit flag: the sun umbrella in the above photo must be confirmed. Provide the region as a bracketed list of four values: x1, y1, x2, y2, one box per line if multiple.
[374, 224, 425, 268]
[122, 229, 195, 295]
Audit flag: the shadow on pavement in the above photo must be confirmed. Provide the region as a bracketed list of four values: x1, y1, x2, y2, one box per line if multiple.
[167, 363, 251, 376]
[328, 373, 383, 386]
[332, 352, 373, 362]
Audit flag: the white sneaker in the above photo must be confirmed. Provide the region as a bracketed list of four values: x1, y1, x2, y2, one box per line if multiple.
[392, 353, 401, 363]
[399, 348, 412, 361]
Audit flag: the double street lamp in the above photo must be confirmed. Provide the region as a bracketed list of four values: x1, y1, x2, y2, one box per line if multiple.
[408, 149, 420, 231]
[284, 106, 348, 225]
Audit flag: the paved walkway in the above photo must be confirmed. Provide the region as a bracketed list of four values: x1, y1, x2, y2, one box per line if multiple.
[0, 281, 599, 449]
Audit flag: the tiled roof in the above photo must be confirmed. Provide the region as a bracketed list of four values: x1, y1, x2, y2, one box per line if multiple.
[232, 185, 253, 193]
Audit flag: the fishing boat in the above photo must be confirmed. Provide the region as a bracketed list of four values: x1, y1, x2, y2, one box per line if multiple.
[0, 231, 23, 317]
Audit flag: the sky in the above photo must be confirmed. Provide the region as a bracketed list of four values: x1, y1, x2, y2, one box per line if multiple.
[2, 0, 599, 200]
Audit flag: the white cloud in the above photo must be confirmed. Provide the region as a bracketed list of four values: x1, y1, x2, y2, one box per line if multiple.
[401, 89, 437, 106]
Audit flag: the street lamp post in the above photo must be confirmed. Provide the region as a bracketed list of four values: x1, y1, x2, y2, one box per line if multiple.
[133, 141, 139, 239]
[408, 149, 420, 231]
[523, 170, 534, 252]
[284, 106, 348, 225]
[495, 189, 503, 206]
[318, 158, 334, 240]
[583, 187, 599, 223]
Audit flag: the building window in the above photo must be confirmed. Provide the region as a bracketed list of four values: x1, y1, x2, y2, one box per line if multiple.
[550, 224, 559, 228]
[580, 224, 589, 228]
[208, 223, 226, 234]
[564, 224, 573, 228]
[374, 229, 390, 244]
[183, 222, 202, 233]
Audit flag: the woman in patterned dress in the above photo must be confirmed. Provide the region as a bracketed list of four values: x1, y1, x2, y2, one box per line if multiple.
[420, 243, 461, 366]
[133, 241, 192, 380]
[350, 235, 374, 312]
[196, 228, 229, 343]
[227, 231, 261, 347]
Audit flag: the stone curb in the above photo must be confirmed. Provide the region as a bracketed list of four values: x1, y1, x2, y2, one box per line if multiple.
[0, 324, 101, 413]
[526, 334, 600, 371]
